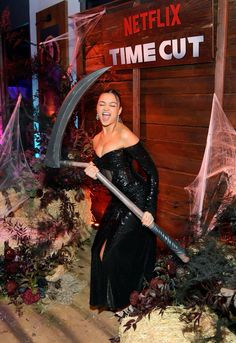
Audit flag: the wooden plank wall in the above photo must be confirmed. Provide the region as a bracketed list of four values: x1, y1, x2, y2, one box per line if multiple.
[79, 0, 236, 241]
[225, 0, 236, 124]
[140, 63, 214, 238]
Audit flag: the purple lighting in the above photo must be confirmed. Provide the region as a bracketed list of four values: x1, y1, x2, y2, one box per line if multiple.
[7, 86, 30, 100]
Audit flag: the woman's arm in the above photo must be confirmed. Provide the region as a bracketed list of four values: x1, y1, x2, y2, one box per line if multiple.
[125, 141, 159, 218]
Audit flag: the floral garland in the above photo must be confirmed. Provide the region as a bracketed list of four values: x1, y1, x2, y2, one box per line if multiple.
[110, 234, 236, 343]
[0, 130, 94, 308]
[0, 238, 71, 307]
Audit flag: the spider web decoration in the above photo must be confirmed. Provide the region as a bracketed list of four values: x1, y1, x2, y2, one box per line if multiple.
[40, 9, 105, 75]
[185, 94, 236, 236]
[0, 94, 39, 218]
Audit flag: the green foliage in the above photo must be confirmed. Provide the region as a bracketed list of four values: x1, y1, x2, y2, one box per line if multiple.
[0, 239, 71, 306]
[115, 236, 236, 342]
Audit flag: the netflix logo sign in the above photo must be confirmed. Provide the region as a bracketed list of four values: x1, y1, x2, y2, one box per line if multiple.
[123, 3, 182, 35]
[101, 0, 213, 69]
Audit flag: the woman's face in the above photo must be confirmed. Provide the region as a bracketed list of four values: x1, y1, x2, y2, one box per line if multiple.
[96, 92, 122, 126]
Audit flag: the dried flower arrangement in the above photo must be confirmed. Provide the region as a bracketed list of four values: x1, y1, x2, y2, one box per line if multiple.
[0, 238, 72, 310]
[110, 211, 236, 343]
[0, 120, 95, 307]
[0, 29, 99, 311]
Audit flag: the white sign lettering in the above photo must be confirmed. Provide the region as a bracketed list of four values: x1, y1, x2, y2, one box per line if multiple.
[109, 35, 204, 66]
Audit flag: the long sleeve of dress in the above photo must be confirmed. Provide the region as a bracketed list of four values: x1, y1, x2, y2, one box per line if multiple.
[125, 141, 159, 216]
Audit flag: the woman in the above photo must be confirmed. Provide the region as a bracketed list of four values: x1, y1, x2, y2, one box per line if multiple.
[85, 89, 158, 311]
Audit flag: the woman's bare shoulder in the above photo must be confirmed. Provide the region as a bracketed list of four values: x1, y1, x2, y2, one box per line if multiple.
[120, 124, 139, 147]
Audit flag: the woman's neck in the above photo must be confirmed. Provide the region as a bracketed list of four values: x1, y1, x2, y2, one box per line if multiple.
[102, 121, 120, 135]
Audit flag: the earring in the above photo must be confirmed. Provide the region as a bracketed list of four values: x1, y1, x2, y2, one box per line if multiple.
[117, 115, 120, 122]
[96, 113, 99, 120]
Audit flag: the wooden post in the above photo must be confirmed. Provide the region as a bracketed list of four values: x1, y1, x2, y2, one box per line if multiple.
[132, 68, 140, 137]
[214, 0, 228, 106]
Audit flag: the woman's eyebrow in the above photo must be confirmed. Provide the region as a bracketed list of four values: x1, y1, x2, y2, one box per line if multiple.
[98, 100, 118, 105]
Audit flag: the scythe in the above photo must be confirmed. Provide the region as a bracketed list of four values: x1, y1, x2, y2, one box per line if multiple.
[44, 67, 189, 263]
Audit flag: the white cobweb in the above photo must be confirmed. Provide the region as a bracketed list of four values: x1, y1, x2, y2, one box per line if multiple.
[185, 93, 236, 236]
[39, 8, 105, 76]
[0, 94, 39, 218]
[0, 8, 105, 219]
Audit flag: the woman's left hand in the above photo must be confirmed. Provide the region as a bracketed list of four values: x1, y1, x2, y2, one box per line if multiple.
[141, 211, 154, 228]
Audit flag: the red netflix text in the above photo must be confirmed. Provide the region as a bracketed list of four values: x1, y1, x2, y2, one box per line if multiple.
[124, 3, 181, 36]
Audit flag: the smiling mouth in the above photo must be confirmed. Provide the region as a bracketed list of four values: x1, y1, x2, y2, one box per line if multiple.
[102, 112, 111, 121]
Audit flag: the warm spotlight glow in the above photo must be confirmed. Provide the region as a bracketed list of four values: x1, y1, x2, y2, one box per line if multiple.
[90, 220, 100, 227]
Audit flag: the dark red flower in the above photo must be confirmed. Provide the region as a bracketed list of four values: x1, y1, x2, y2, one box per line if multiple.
[21, 288, 41, 305]
[129, 290, 140, 306]
[141, 287, 149, 297]
[5, 261, 20, 274]
[5, 280, 18, 296]
[149, 277, 164, 289]
[4, 243, 16, 261]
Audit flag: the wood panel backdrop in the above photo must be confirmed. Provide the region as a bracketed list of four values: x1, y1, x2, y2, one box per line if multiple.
[74, 0, 235, 244]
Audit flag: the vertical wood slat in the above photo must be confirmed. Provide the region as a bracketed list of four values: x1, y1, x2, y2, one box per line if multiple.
[214, 0, 229, 106]
[132, 68, 140, 137]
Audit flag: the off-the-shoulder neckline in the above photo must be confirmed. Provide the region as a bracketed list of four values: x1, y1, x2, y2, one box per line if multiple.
[94, 141, 140, 159]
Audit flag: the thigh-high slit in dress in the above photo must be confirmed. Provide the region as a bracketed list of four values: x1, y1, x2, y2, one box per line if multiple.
[90, 141, 158, 310]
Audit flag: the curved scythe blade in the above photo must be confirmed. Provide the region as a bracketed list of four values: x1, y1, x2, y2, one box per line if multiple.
[43, 67, 189, 262]
[44, 66, 111, 168]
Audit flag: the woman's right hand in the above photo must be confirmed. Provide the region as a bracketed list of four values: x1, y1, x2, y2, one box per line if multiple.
[84, 162, 99, 180]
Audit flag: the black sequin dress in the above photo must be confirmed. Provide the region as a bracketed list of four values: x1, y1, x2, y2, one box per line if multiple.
[90, 141, 158, 310]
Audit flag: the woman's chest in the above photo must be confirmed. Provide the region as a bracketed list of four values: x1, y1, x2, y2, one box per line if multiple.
[93, 133, 123, 158]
